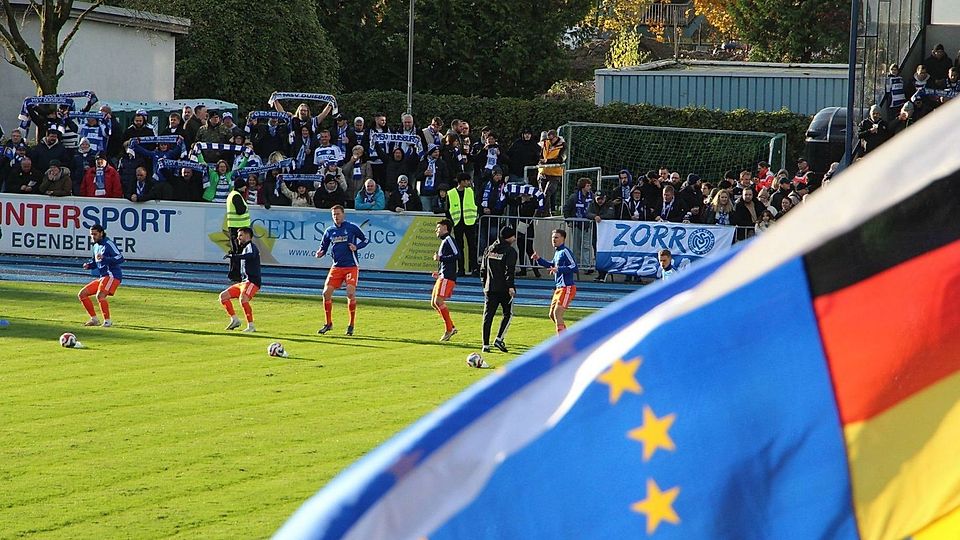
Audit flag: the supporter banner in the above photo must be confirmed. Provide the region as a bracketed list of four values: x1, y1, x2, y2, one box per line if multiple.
[0, 194, 439, 272]
[596, 220, 736, 277]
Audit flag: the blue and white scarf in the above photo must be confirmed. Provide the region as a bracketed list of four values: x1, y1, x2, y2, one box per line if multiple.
[249, 110, 290, 123]
[79, 124, 109, 153]
[267, 92, 338, 114]
[482, 181, 507, 209]
[18, 91, 97, 130]
[18, 96, 75, 130]
[425, 126, 441, 147]
[336, 125, 348, 154]
[278, 174, 326, 192]
[136, 135, 182, 146]
[157, 158, 212, 174]
[716, 211, 730, 225]
[352, 161, 362, 182]
[294, 137, 312, 170]
[485, 146, 499, 170]
[66, 111, 105, 121]
[189, 142, 252, 162]
[361, 189, 377, 204]
[504, 183, 545, 209]
[424, 157, 437, 190]
[94, 167, 106, 196]
[575, 190, 592, 218]
[235, 159, 295, 196]
[371, 132, 423, 157]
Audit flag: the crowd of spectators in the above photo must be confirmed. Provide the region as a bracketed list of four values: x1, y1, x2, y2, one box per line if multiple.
[0, 91, 867, 281]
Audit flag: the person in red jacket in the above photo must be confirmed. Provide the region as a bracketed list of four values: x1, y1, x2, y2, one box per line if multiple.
[81, 153, 123, 198]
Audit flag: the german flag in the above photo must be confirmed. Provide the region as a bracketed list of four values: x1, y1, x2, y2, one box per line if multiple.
[808, 172, 960, 539]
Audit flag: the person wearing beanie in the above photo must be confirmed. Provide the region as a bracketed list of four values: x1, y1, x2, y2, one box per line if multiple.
[80, 153, 122, 198]
[479, 225, 518, 353]
[121, 109, 155, 143]
[923, 43, 953, 88]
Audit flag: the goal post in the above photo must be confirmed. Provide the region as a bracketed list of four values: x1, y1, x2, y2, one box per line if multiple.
[557, 122, 787, 204]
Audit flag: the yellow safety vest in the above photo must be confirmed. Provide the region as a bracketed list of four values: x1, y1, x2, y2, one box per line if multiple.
[447, 187, 478, 226]
[541, 140, 564, 177]
[226, 189, 251, 228]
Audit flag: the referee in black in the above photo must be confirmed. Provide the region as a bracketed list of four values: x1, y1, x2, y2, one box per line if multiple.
[480, 225, 518, 353]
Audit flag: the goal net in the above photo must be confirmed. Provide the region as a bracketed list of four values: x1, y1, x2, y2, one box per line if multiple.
[557, 122, 787, 203]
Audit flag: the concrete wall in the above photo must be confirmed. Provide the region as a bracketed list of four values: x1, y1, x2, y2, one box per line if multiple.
[0, 16, 176, 139]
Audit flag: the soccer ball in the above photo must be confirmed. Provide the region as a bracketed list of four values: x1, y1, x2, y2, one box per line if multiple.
[466, 352, 488, 369]
[60, 332, 77, 348]
[268, 342, 288, 358]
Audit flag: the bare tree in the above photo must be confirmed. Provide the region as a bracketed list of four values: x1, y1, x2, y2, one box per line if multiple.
[0, 0, 105, 95]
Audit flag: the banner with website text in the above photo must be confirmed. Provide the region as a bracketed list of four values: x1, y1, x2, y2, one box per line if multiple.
[596, 219, 736, 277]
[0, 194, 439, 271]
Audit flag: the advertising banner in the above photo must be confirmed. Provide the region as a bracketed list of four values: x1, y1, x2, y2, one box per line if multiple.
[0, 194, 440, 272]
[596, 220, 736, 277]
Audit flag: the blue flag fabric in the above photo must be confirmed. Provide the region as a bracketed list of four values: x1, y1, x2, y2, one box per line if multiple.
[274, 99, 960, 540]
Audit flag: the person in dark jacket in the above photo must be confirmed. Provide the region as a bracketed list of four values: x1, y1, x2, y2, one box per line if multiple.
[479, 225, 518, 353]
[732, 187, 766, 240]
[121, 110, 156, 143]
[384, 146, 417, 195]
[124, 167, 158, 202]
[6, 158, 41, 193]
[857, 105, 889, 155]
[313, 175, 348, 209]
[923, 43, 953, 88]
[30, 128, 68, 173]
[506, 127, 540, 184]
[387, 175, 422, 212]
[507, 191, 542, 278]
[415, 144, 448, 212]
[98, 105, 124, 160]
[677, 173, 703, 222]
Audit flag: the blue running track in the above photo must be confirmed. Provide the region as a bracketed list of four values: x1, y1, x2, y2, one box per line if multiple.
[0, 255, 639, 309]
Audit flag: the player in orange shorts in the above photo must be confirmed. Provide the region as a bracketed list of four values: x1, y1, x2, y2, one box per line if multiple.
[315, 205, 369, 336]
[432, 219, 459, 341]
[532, 229, 578, 333]
[220, 227, 261, 332]
[78, 224, 125, 327]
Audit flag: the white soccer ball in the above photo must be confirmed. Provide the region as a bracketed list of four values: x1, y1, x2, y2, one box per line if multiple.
[60, 332, 77, 348]
[466, 352, 487, 369]
[268, 342, 288, 358]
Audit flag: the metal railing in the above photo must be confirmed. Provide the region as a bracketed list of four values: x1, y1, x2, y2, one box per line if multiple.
[476, 215, 597, 273]
[475, 215, 760, 280]
[639, 2, 694, 27]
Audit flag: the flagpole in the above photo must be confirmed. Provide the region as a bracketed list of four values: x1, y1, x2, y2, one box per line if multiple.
[406, 0, 415, 115]
[843, 0, 860, 168]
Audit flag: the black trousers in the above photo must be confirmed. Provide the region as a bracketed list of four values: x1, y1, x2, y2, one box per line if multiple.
[453, 222, 478, 274]
[482, 291, 513, 346]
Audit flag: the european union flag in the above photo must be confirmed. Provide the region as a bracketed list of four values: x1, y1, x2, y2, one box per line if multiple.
[275, 100, 960, 539]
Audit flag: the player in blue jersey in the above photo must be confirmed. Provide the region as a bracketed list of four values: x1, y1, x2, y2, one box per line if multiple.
[220, 227, 262, 332]
[432, 219, 459, 341]
[78, 224, 125, 327]
[532, 228, 578, 334]
[315, 205, 369, 335]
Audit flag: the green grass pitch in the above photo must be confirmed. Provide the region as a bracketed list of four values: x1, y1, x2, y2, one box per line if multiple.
[0, 280, 589, 538]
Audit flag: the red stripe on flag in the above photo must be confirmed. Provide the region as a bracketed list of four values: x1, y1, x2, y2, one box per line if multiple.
[813, 239, 960, 424]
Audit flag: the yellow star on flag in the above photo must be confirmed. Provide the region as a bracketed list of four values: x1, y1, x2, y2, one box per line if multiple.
[628, 405, 676, 462]
[596, 357, 642, 404]
[631, 478, 680, 535]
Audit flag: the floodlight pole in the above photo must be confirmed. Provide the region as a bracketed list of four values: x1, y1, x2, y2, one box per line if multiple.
[406, 0, 415, 115]
[843, 0, 860, 168]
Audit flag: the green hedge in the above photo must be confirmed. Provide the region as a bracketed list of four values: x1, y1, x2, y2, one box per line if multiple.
[337, 90, 812, 164]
